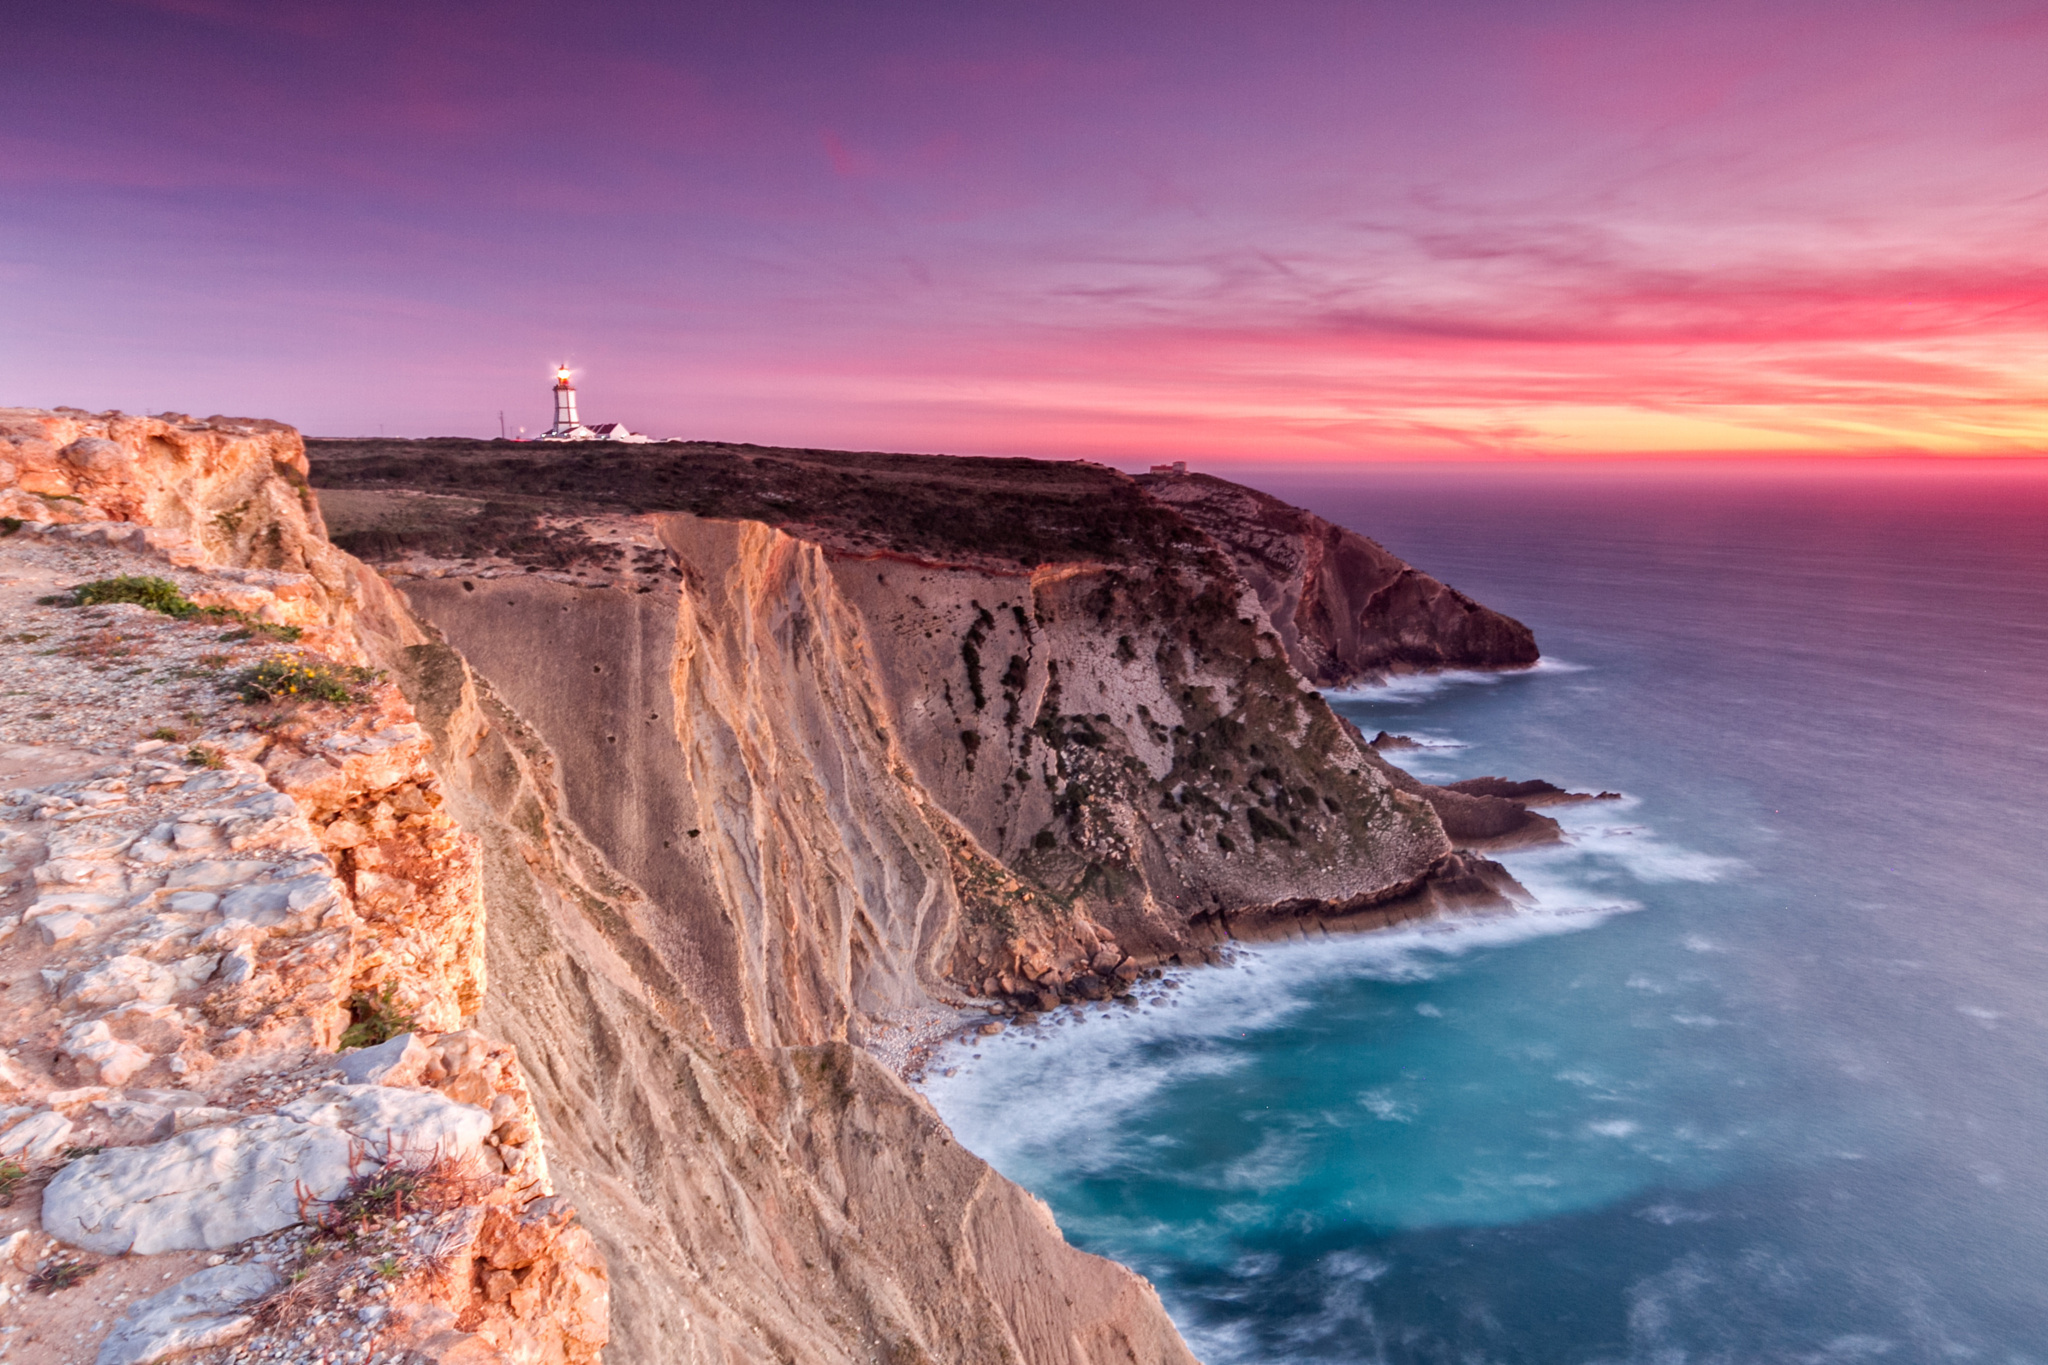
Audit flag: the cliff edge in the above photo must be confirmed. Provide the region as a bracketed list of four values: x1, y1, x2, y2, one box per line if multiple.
[1135, 468, 1538, 686]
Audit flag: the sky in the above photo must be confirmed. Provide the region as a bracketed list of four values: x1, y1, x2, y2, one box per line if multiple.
[4, 0, 2048, 461]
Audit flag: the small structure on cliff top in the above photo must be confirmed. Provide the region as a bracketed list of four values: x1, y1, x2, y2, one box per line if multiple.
[542, 366, 653, 443]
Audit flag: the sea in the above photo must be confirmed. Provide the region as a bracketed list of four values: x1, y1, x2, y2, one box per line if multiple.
[921, 461, 2048, 1364]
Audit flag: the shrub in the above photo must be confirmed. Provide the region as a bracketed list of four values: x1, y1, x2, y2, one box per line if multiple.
[0, 516, 21, 536]
[72, 575, 197, 617]
[339, 983, 415, 1049]
[233, 655, 379, 705]
[185, 745, 225, 769]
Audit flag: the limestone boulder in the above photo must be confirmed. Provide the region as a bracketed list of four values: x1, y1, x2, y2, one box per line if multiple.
[94, 1262, 280, 1365]
[278, 1083, 493, 1161]
[40, 1114, 356, 1254]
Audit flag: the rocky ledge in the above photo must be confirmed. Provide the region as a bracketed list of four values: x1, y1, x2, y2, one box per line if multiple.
[0, 413, 605, 1365]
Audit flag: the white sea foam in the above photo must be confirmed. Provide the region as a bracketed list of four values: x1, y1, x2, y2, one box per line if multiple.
[1517, 802, 1746, 887]
[1586, 1119, 1642, 1138]
[1321, 655, 1587, 706]
[1358, 1087, 1418, 1123]
[1637, 1203, 1714, 1225]
[922, 890, 1639, 1191]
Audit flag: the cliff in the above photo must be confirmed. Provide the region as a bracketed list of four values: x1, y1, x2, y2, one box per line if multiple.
[1134, 469, 1538, 686]
[2, 414, 1545, 1365]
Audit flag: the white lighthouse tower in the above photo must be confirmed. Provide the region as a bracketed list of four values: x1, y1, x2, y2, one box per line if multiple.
[542, 366, 594, 440]
[538, 365, 654, 442]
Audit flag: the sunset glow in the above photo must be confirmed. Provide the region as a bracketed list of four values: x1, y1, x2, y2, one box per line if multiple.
[6, 1, 2047, 459]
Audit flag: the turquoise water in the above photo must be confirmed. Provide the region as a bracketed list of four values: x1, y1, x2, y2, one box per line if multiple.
[923, 466, 2048, 1363]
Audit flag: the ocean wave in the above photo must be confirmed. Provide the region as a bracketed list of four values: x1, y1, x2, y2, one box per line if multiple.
[1518, 803, 1747, 886]
[921, 890, 1638, 1176]
[1321, 655, 1586, 706]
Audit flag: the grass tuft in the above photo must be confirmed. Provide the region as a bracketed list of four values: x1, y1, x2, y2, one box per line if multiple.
[71, 574, 198, 617]
[28, 1258, 96, 1293]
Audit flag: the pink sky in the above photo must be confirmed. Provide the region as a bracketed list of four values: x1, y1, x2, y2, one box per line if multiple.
[4, 0, 2046, 460]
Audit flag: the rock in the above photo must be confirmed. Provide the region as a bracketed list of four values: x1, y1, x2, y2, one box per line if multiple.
[164, 860, 260, 890]
[62, 954, 179, 1009]
[1089, 949, 1122, 975]
[61, 1019, 154, 1086]
[219, 872, 339, 927]
[476, 1203, 563, 1270]
[46, 1084, 111, 1108]
[442, 1068, 494, 1108]
[211, 945, 258, 987]
[28, 890, 121, 917]
[0, 1109, 73, 1161]
[432, 1029, 491, 1079]
[977, 1022, 1004, 1036]
[40, 1114, 357, 1254]
[90, 1099, 177, 1145]
[170, 1106, 241, 1133]
[0, 1053, 27, 1091]
[331, 1031, 432, 1086]
[94, 1262, 281, 1365]
[60, 437, 136, 476]
[278, 1083, 494, 1161]
[37, 910, 94, 944]
[124, 1088, 208, 1109]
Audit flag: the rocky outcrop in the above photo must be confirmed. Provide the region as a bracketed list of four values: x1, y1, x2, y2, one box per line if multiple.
[0, 424, 604, 1364]
[1136, 468, 1539, 685]
[0, 408, 362, 659]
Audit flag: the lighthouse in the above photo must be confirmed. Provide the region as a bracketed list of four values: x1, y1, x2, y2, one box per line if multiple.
[539, 365, 655, 443]
[544, 366, 590, 439]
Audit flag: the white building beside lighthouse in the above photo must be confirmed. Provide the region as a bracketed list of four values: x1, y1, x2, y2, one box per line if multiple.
[541, 367, 654, 442]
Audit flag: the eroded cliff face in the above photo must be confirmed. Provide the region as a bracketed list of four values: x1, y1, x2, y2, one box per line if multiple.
[1136, 469, 1539, 685]
[374, 563, 1200, 1365]
[826, 539, 1458, 992]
